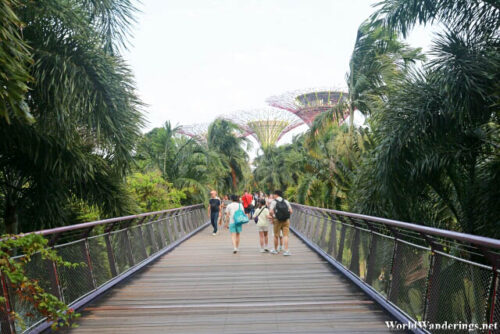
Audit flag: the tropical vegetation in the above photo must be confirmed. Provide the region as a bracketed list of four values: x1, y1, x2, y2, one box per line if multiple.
[252, 0, 499, 238]
[0, 0, 498, 330]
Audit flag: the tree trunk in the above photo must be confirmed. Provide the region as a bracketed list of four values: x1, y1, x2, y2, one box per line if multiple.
[230, 167, 237, 192]
[5, 202, 18, 235]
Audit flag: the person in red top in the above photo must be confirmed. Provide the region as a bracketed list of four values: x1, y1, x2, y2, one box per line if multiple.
[241, 190, 253, 218]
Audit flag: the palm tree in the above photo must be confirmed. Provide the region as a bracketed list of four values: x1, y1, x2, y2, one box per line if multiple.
[0, 0, 143, 233]
[352, 0, 500, 237]
[135, 123, 223, 203]
[253, 146, 292, 194]
[207, 119, 250, 194]
[0, 0, 32, 123]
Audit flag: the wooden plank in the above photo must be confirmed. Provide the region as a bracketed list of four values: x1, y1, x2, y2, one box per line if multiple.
[64, 222, 403, 333]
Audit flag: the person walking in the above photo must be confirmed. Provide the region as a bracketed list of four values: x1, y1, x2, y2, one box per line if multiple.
[225, 194, 244, 253]
[269, 190, 293, 256]
[219, 195, 231, 230]
[254, 198, 271, 252]
[241, 190, 253, 218]
[208, 190, 221, 236]
[266, 193, 283, 251]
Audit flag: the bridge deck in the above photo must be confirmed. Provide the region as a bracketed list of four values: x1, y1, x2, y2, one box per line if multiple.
[64, 222, 400, 333]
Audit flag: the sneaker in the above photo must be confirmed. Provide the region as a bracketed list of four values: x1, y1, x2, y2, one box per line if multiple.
[270, 249, 278, 255]
[212, 232, 217, 236]
[277, 246, 282, 252]
[283, 250, 292, 256]
[264, 248, 269, 252]
[233, 248, 238, 254]
[260, 249, 266, 253]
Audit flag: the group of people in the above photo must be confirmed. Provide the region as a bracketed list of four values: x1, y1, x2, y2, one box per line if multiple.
[207, 190, 292, 255]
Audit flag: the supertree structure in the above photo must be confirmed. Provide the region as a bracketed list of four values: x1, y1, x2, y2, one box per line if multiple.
[178, 123, 210, 143]
[266, 88, 349, 126]
[179, 120, 252, 143]
[224, 108, 304, 150]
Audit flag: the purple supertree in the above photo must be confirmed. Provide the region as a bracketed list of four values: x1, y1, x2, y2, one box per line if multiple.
[266, 88, 348, 126]
[178, 123, 210, 143]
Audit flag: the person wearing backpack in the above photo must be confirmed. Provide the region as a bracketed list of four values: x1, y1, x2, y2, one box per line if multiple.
[269, 190, 293, 256]
[208, 190, 221, 235]
[224, 194, 247, 253]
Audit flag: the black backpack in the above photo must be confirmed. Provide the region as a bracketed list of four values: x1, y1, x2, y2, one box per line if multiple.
[274, 199, 290, 221]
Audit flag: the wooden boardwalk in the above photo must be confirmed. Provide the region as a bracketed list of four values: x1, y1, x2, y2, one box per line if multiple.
[64, 222, 402, 333]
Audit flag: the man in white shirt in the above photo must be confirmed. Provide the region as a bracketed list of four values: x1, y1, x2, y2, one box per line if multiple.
[269, 190, 293, 256]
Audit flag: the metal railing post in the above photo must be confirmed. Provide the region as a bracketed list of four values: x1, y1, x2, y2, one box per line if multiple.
[47, 259, 63, 302]
[314, 212, 323, 247]
[185, 210, 193, 232]
[81, 227, 97, 289]
[305, 211, 313, 239]
[327, 213, 337, 257]
[297, 210, 304, 233]
[489, 271, 499, 333]
[319, 212, 328, 249]
[365, 228, 379, 285]
[336, 223, 347, 262]
[136, 217, 149, 259]
[173, 213, 181, 239]
[104, 223, 118, 277]
[165, 213, 175, 243]
[46, 234, 63, 302]
[180, 210, 187, 236]
[123, 223, 135, 267]
[1, 273, 15, 334]
[156, 213, 167, 249]
[349, 226, 361, 276]
[387, 229, 402, 303]
[190, 209, 196, 231]
[146, 215, 158, 254]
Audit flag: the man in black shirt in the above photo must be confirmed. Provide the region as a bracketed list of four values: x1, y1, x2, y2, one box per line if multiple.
[208, 190, 221, 235]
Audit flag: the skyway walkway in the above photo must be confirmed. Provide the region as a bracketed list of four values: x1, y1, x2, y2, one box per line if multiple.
[63, 222, 398, 333]
[3, 204, 499, 334]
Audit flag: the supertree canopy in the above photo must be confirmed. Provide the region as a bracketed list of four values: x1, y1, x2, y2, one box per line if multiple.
[178, 123, 210, 143]
[224, 108, 303, 150]
[266, 88, 348, 126]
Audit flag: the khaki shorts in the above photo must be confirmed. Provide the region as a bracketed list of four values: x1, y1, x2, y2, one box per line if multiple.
[273, 219, 290, 237]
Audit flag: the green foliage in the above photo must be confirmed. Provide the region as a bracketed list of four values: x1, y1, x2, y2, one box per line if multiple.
[253, 0, 499, 239]
[0, 234, 81, 330]
[134, 121, 223, 203]
[207, 119, 251, 194]
[0, 0, 142, 233]
[0, 0, 33, 123]
[127, 171, 186, 212]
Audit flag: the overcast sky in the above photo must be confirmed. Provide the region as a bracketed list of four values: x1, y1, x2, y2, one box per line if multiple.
[123, 0, 435, 146]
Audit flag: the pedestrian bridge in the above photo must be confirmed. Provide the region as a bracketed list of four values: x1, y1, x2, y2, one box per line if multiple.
[2, 204, 499, 333]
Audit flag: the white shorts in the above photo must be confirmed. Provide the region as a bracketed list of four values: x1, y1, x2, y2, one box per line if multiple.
[257, 226, 268, 232]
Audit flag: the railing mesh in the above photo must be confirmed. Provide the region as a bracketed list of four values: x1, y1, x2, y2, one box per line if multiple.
[290, 204, 499, 333]
[2, 205, 207, 333]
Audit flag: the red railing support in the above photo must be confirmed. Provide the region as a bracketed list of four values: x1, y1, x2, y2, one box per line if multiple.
[0, 273, 15, 334]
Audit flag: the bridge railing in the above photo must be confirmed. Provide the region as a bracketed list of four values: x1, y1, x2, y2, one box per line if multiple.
[290, 203, 500, 333]
[1, 204, 208, 334]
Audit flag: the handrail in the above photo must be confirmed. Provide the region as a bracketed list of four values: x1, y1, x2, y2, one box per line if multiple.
[290, 203, 500, 334]
[292, 203, 500, 250]
[23, 204, 204, 238]
[0, 204, 209, 334]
